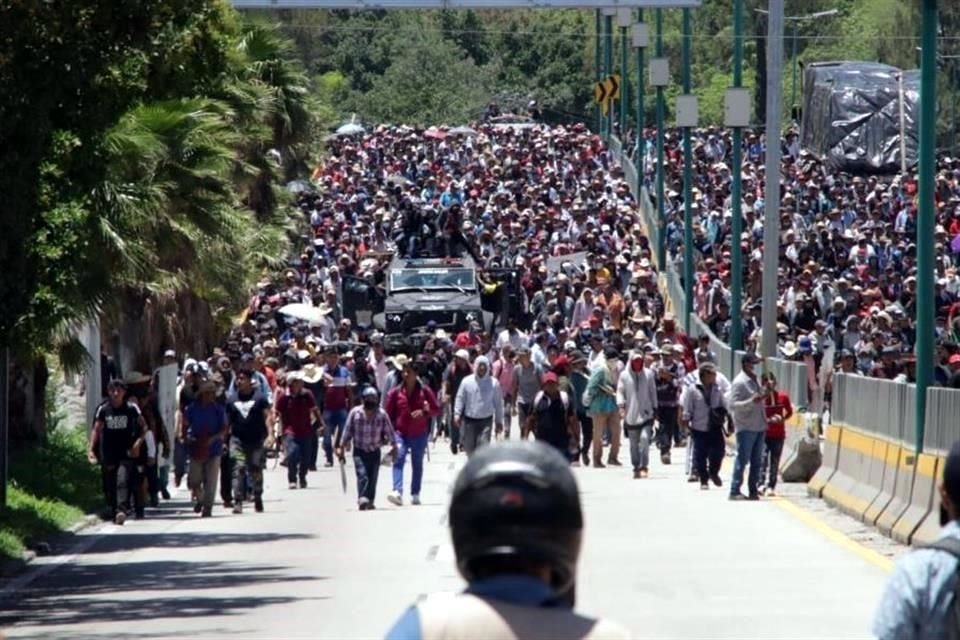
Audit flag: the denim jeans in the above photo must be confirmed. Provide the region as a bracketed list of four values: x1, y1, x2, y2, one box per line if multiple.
[354, 449, 382, 503]
[730, 430, 766, 497]
[626, 424, 652, 471]
[285, 435, 313, 484]
[322, 409, 348, 465]
[393, 432, 428, 496]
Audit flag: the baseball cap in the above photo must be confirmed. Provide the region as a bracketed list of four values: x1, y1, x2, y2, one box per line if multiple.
[163, 349, 176, 358]
[949, 354, 960, 365]
[541, 371, 559, 385]
[455, 349, 471, 360]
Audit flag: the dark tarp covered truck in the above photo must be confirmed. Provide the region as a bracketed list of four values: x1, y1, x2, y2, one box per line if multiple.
[342, 256, 491, 353]
[801, 61, 919, 174]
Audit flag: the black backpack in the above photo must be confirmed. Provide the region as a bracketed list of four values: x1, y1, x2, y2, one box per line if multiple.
[918, 537, 960, 640]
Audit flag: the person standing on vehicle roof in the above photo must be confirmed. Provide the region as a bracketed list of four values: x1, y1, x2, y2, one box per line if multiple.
[873, 439, 960, 640]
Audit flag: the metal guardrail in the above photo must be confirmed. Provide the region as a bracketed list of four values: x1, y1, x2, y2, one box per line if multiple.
[606, 135, 960, 455]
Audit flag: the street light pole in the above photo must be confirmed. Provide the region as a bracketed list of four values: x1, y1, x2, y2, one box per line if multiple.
[915, 0, 937, 455]
[655, 8, 666, 269]
[682, 8, 694, 335]
[595, 10, 602, 134]
[760, 0, 784, 361]
[605, 12, 614, 137]
[729, 0, 744, 353]
[619, 9, 630, 138]
[635, 12, 646, 183]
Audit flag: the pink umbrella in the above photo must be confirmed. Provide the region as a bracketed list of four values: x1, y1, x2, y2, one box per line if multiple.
[424, 126, 448, 140]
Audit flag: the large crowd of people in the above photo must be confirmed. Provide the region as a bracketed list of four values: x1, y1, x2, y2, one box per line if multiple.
[93, 119, 803, 524]
[95, 114, 960, 521]
[629, 126, 960, 395]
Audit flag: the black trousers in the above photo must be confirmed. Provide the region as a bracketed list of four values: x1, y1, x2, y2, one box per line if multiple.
[219, 446, 233, 503]
[762, 436, 785, 489]
[656, 406, 679, 453]
[690, 428, 725, 483]
[578, 414, 593, 458]
[102, 461, 143, 517]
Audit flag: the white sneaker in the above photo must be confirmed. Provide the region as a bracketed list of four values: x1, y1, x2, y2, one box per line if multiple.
[387, 491, 403, 506]
[411, 494, 421, 505]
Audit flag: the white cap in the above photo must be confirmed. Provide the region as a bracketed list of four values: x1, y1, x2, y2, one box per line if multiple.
[455, 349, 471, 360]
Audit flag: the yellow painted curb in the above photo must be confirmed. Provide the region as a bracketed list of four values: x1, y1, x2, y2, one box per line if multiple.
[773, 498, 895, 574]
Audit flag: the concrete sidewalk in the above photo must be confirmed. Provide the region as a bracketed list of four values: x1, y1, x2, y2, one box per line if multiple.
[0, 441, 888, 639]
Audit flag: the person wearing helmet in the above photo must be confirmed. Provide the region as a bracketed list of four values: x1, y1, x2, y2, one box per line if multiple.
[336, 387, 397, 510]
[384, 441, 629, 640]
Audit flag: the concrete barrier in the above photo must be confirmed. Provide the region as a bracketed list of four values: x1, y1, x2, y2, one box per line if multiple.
[912, 452, 946, 545]
[822, 429, 886, 520]
[808, 425, 842, 497]
[876, 448, 917, 537]
[863, 442, 902, 525]
[891, 453, 939, 545]
[777, 415, 803, 473]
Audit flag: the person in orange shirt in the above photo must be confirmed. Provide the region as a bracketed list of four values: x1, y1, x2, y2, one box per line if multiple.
[596, 282, 625, 331]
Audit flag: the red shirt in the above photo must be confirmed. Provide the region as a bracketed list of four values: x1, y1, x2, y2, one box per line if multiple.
[277, 390, 317, 439]
[385, 383, 440, 438]
[764, 391, 794, 440]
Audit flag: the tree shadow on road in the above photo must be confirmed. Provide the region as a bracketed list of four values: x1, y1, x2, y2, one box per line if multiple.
[82, 530, 314, 555]
[0, 559, 327, 628]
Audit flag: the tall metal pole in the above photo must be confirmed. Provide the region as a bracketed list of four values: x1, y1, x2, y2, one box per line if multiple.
[682, 8, 694, 335]
[760, 0, 784, 361]
[620, 20, 628, 137]
[729, 0, 745, 353]
[605, 13, 614, 137]
[636, 9, 646, 185]
[655, 8, 666, 269]
[915, 0, 937, 455]
[596, 10, 602, 135]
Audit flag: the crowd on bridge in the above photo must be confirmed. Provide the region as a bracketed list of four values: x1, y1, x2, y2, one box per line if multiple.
[88, 117, 806, 525]
[625, 126, 960, 399]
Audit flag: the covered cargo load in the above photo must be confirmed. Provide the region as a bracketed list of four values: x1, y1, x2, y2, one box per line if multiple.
[801, 61, 918, 174]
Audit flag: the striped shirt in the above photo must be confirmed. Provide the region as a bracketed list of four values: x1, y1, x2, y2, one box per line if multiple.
[341, 406, 395, 452]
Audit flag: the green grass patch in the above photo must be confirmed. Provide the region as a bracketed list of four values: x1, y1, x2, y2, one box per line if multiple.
[2, 428, 101, 562]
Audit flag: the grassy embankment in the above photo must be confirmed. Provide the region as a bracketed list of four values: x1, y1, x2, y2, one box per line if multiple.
[1, 428, 101, 561]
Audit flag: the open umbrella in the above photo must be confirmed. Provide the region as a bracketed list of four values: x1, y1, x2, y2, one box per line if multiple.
[448, 125, 478, 137]
[278, 303, 333, 325]
[336, 122, 365, 136]
[424, 126, 448, 140]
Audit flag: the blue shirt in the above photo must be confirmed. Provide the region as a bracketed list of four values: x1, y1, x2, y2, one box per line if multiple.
[185, 402, 227, 458]
[872, 520, 960, 640]
[384, 575, 558, 640]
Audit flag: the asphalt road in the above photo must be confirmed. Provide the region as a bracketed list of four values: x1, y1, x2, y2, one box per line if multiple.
[0, 440, 889, 640]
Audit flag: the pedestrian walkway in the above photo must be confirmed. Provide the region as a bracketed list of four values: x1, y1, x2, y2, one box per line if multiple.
[1, 442, 888, 640]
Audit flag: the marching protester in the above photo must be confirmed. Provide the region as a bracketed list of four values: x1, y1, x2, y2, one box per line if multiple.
[88, 379, 147, 525]
[584, 346, 622, 467]
[225, 369, 272, 513]
[453, 355, 505, 456]
[276, 371, 322, 490]
[337, 387, 397, 511]
[680, 363, 729, 490]
[727, 353, 768, 501]
[384, 358, 440, 506]
[524, 371, 577, 459]
[617, 350, 658, 479]
[182, 379, 229, 517]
